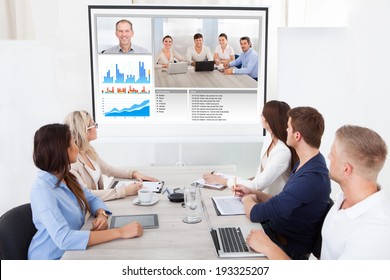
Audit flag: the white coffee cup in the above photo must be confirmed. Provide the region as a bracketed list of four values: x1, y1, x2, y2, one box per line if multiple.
[138, 189, 153, 203]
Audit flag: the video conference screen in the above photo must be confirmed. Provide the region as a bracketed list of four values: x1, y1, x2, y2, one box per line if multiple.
[88, 5, 268, 141]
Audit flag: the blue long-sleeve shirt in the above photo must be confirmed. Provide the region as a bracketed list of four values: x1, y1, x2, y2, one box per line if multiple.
[28, 170, 109, 260]
[250, 153, 331, 255]
[229, 48, 258, 79]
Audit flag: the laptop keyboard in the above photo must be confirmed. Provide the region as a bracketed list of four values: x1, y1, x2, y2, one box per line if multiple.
[219, 227, 249, 253]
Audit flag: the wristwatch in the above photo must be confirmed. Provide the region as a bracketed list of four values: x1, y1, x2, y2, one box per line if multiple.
[98, 210, 109, 219]
[232, 68, 235, 74]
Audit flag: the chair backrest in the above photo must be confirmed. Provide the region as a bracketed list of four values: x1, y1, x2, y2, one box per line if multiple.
[311, 198, 335, 259]
[0, 203, 37, 260]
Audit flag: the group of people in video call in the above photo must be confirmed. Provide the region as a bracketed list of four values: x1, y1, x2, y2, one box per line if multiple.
[155, 32, 259, 81]
[101, 19, 259, 81]
[26, 17, 390, 260]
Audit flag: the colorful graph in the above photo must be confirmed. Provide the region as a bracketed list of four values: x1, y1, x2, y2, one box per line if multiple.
[102, 85, 150, 94]
[101, 61, 151, 84]
[104, 100, 150, 117]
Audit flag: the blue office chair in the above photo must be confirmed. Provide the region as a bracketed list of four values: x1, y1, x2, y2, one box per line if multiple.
[0, 203, 37, 260]
[311, 198, 334, 259]
[234, 54, 241, 69]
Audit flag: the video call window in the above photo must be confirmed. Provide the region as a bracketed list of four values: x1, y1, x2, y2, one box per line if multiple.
[89, 5, 268, 141]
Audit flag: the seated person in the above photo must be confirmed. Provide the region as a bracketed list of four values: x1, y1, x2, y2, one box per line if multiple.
[223, 36, 258, 80]
[186, 33, 213, 66]
[28, 123, 143, 260]
[155, 35, 185, 69]
[203, 100, 298, 196]
[246, 125, 390, 260]
[102, 19, 149, 54]
[214, 33, 235, 66]
[237, 106, 331, 260]
[64, 110, 159, 202]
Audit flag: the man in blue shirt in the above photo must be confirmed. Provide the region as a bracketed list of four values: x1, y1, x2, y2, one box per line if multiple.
[235, 107, 331, 259]
[223, 36, 258, 80]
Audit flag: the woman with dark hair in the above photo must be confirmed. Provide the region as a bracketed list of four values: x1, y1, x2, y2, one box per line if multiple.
[213, 33, 235, 65]
[155, 35, 185, 69]
[203, 100, 298, 195]
[28, 124, 143, 260]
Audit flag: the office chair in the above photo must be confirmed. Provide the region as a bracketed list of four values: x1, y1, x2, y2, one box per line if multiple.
[234, 54, 241, 69]
[311, 198, 335, 259]
[0, 203, 37, 260]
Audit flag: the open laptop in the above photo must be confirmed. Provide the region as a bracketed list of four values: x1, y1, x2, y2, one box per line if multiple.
[195, 61, 215, 72]
[200, 191, 265, 258]
[165, 62, 188, 74]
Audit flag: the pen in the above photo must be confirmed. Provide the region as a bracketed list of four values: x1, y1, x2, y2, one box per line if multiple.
[233, 177, 237, 197]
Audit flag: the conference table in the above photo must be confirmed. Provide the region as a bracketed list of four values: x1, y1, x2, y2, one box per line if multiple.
[154, 66, 258, 88]
[61, 165, 265, 260]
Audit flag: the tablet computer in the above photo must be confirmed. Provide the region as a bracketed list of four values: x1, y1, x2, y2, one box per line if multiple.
[110, 214, 159, 229]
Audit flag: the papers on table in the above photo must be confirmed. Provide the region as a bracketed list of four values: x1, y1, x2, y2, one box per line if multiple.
[211, 196, 245, 216]
[110, 179, 164, 193]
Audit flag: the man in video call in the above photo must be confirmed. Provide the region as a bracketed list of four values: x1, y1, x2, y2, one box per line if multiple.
[223, 36, 258, 81]
[102, 19, 149, 54]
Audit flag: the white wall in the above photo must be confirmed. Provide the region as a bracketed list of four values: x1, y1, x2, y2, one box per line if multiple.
[278, 0, 390, 200]
[1, 0, 390, 215]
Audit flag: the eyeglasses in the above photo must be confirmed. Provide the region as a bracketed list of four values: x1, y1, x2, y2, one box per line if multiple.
[87, 122, 98, 130]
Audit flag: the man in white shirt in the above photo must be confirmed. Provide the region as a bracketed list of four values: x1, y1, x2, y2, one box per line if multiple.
[245, 125, 390, 260]
[186, 33, 213, 66]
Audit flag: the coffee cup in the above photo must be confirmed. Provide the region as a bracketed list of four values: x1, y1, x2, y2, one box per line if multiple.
[138, 189, 153, 203]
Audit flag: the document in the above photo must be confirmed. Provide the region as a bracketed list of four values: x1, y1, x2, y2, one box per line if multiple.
[110, 179, 164, 193]
[211, 196, 245, 216]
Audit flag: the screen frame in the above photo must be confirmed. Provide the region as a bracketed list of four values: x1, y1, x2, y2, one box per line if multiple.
[88, 5, 268, 143]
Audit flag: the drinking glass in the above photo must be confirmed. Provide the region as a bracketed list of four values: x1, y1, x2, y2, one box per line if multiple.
[182, 186, 202, 224]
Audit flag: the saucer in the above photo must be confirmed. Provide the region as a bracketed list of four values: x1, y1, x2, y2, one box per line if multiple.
[132, 196, 159, 206]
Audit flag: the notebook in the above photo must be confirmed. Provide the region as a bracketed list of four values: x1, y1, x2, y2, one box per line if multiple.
[194, 61, 215, 71]
[166, 62, 188, 74]
[200, 192, 265, 258]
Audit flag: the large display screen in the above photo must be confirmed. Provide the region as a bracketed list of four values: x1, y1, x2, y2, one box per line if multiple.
[88, 5, 268, 142]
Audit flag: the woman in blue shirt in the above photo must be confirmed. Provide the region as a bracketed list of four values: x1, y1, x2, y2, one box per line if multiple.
[28, 124, 143, 260]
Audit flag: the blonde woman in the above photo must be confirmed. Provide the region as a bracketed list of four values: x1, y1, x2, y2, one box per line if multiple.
[64, 110, 159, 201]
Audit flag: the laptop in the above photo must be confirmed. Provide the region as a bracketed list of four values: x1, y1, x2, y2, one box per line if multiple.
[195, 61, 215, 72]
[200, 191, 265, 258]
[165, 62, 188, 74]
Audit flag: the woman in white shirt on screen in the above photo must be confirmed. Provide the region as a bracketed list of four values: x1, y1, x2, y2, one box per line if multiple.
[203, 100, 298, 195]
[155, 35, 185, 69]
[64, 110, 159, 202]
[213, 33, 235, 66]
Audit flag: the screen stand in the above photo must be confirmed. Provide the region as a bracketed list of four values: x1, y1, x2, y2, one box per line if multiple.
[175, 143, 185, 166]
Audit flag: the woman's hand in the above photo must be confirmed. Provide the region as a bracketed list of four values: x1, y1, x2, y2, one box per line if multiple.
[132, 171, 159, 182]
[124, 182, 143, 196]
[119, 221, 143, 239]
[91, 215, 109, 231]
[202, 173, 226, 185]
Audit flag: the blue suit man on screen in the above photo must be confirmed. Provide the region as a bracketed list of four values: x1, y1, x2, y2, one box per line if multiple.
[223, 36, 258, 81]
